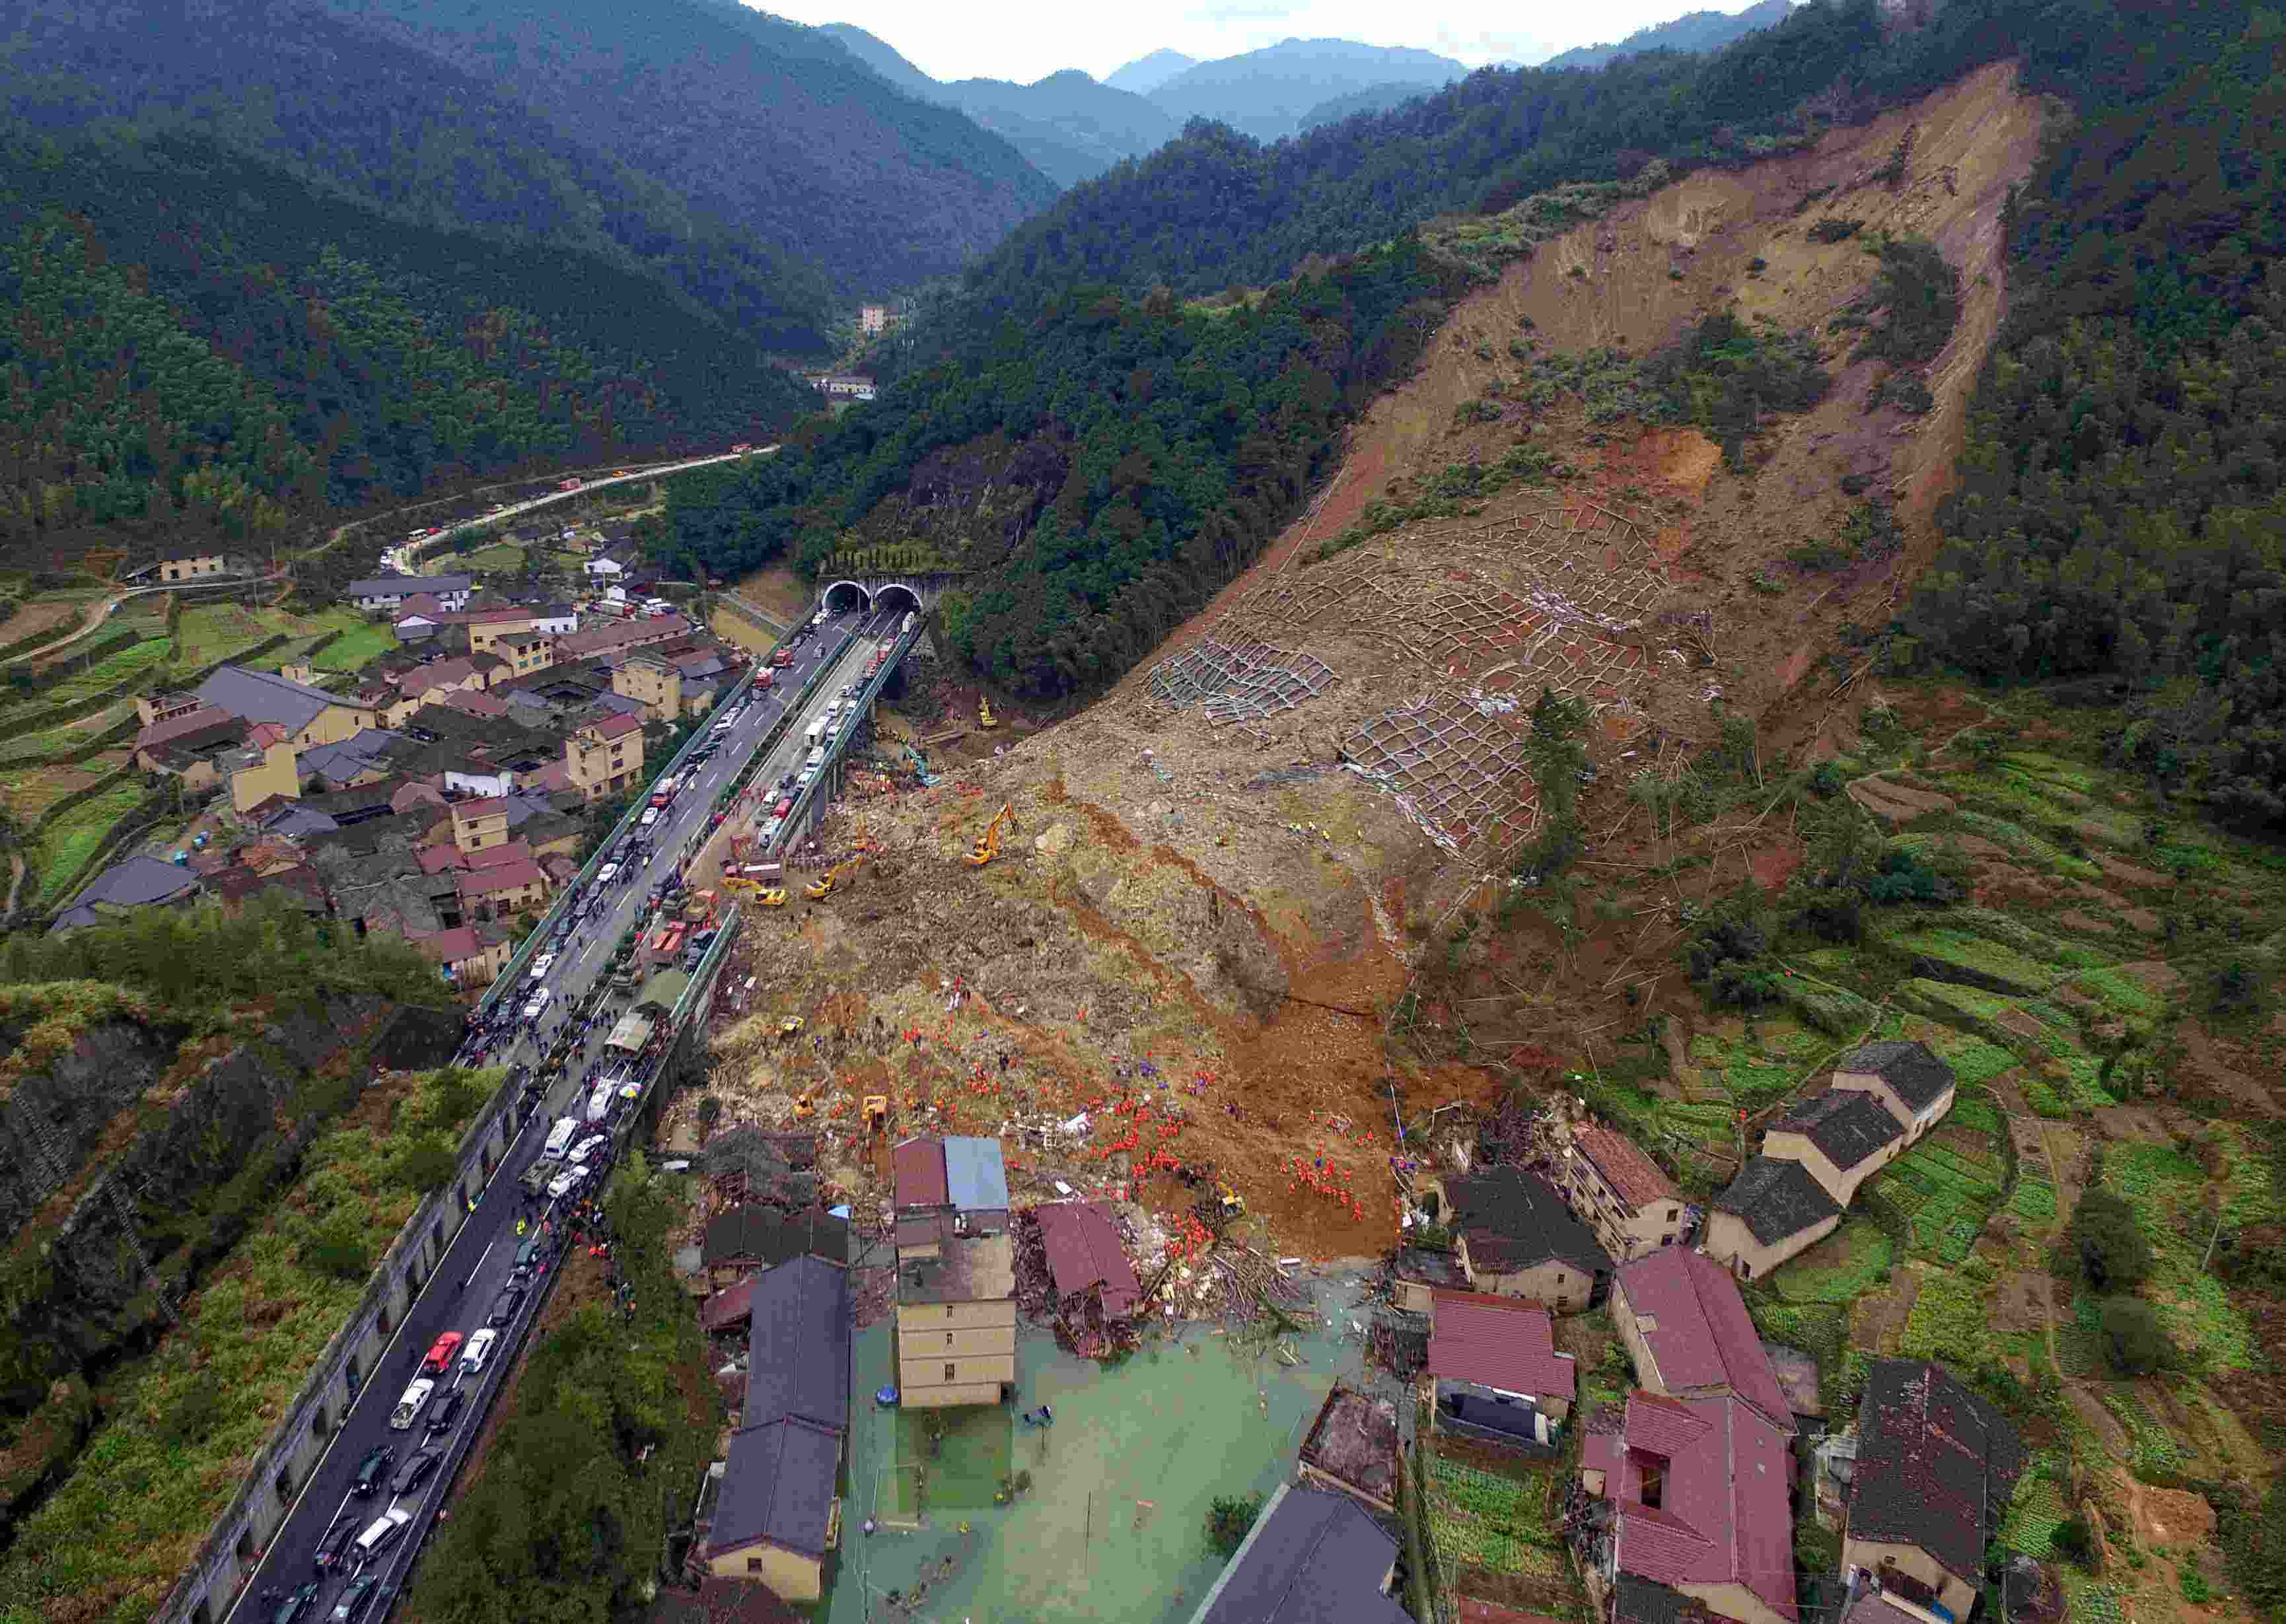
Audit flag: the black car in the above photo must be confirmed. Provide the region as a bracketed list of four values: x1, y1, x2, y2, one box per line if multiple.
[391, 1446, 443, 1496]
[329, 1574, 383, 1624]
[487, 1283, 526, 1327]
[422, 1386, 466, 1435]
[313, 1512, 361, 1575]
[349, 1442, 394, 1498]
[272, 1579, 323, 1624]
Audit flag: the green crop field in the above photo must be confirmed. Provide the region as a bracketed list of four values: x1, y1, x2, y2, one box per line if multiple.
[29, 782, 149, 905]
[1427, 1456, 1565, 1577]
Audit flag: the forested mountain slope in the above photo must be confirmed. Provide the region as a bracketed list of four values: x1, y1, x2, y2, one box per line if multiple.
[1907, 5, 2286, 824]
[0, 130, 816, 554]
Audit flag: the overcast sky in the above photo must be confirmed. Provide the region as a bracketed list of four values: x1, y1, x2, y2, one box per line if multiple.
[755, 0, 1774, 85]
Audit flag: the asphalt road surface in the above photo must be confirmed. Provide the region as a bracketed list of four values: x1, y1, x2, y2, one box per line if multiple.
[223, 600, 898, 1624]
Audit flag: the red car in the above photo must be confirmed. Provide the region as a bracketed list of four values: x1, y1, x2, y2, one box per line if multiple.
[419, 1331, 464, 1375]
[773, 798, 793, 819]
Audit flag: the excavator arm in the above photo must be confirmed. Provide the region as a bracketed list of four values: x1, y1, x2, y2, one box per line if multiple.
[964, 802, 1012, 867]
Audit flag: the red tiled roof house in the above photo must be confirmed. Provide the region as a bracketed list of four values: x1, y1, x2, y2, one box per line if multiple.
[1427, 1290, 1577, 1440]
[1580, 1392, 1799, 1624]
[1563, 1122, 1688, 1261]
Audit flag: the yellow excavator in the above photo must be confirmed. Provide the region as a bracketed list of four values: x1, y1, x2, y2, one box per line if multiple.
[966, 802, 1011, 868]
[978, 693, 998, 730]
[753, 887, 787, 908]
[806, 858, 859, 900]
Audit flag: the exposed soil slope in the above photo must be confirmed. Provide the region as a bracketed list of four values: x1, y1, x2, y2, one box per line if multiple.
[694, 64, 2051, 1255]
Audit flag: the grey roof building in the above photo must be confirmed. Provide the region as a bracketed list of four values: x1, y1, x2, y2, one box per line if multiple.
[1847, 1359, 2026, 1592]
[707, 1417, 843, 1567]
[1186, 1482, 1411, 1624]
[1716, 1156, 1843, 1246]
[1775, 1088, 1906, 1173]
[1834, 1040, 1957, 1113]
[194, 665, 347, 736]
[53, 857, 203, 931]
[742, 1256, 851, 1435]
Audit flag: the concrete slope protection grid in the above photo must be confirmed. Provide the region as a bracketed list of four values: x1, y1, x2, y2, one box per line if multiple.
[213, 598, 906, 1624]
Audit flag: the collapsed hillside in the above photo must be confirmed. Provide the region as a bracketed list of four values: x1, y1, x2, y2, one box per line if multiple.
[684, 63, 2047, 1245]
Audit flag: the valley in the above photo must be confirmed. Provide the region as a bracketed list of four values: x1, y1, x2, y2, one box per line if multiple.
[1, 5, 2283, 1624]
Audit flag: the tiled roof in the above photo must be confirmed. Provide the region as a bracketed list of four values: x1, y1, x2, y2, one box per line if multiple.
[464, 839, 537, 871]
[1775, 1088, 1905, 1172]
[451, 795, 511, 818]
[1427, 1290, 1576, 1399]
[135, 703, 237, 752]
[1442, 1166, 1614, 1277]
[701, 1205, 850, 1269]
[1034, 1203, 1141, 1316]
[411, 925, 485, 964]
[437, 688, 510, 718]
[1575, 1123, 1681, 1207]
[1601, 1394, 1797, 1621]
[583, 711, 643, 740]
[454, 858, 545, 896]
[743, 1255, 851, 1435]
[1850, 1359, 2025, 1583]
[1834, 1040, 1956, 1111]
[194, 664, 346, 734]
[892, 1137, 948, 1208]
[1195, 1483, 1412, 1624]
[1716, 1156, 1843, 1246]
[1614, 1249, 1793, 1429]
[707, 1415, 842, 1561]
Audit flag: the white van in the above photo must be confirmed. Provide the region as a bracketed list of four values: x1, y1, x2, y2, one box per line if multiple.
[389, 1378, 435, 1430]
[804, 719, 826, 746]
[353, 1508, 413, 1563]
[804, 747, 826, 769]
[522, 986, 553, 1023]
[544, 1117, 580, 1156]
[586, 1078, 619, 1123]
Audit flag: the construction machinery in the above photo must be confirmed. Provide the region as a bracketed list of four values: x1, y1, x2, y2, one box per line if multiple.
[805, 858, 858, 901]
[965, 802, 1011, 868]
[754, 887, 787, 908]
[776, 1017, 805, 1041]
[861, 1094, 892, 1177]
[979, 694, 998, 730]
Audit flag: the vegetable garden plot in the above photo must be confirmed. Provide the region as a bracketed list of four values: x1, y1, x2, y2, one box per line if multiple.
[1428, 1456, 1565, 1577]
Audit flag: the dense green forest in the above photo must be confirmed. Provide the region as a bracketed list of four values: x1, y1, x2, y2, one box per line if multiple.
[1908, 3, 2286, 825]
[666, 244, 1460, 693]
[0, 132, 817, 546]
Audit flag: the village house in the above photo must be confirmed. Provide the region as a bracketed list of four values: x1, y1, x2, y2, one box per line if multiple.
[1186, 1481, 1411, 1624]
[525, 602, 579, 635]
[1562, 1122, 1688, 1261]
[191, 664, 375, 750]
[1841, 1360, 2024, 1621]
[1579, 1391, 1798, 1624]
[348, 573, 471, 613]
[1425, 1165, 1614, 1312]
[614, 653, 684, 722]
[700, 1207, 851, 1293]
[1704, 1156, 1843, 1281]
[408, 923, 513, 987]
[1608, 1250, 1793, 1432]
[892, 1136, 1015, 1409]
[564, 710, 645, 800]
[52, 855, 205, 932]
[156, 554, 231, 583]
[1425, 1290, 1577, 1444]
[1828, 1041, 1958, 1141]
[701, 1257, 850, 1602]
[448, 795, 513, 853]
[1762, 1090, 1908, 1207]
[494, 630, 556, 678]
[1297, 1385, 1401, 1515]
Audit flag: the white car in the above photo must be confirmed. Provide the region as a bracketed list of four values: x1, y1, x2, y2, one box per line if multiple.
[596, 863, 619, 886]
[543, 1116, 580, 1156]
[548, 1164, 591, 1199]
[353, 1508, 413, 1566]
[796, 768, 816, 789]
[526, 952, 555, 984]
[640, 806, 660, 827]
[567, 1133, 608, 1166]
[459, 1328, 499, 1374]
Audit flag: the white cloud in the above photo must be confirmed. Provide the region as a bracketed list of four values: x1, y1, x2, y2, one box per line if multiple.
[754, 0, 1773, 87]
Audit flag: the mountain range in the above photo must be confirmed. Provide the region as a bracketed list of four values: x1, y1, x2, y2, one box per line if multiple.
[1538, 0, 1797, 71]
[821, 24, 1180, 188]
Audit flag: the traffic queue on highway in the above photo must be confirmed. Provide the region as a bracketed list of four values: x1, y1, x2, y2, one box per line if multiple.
[227, 602, 893, 1624]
